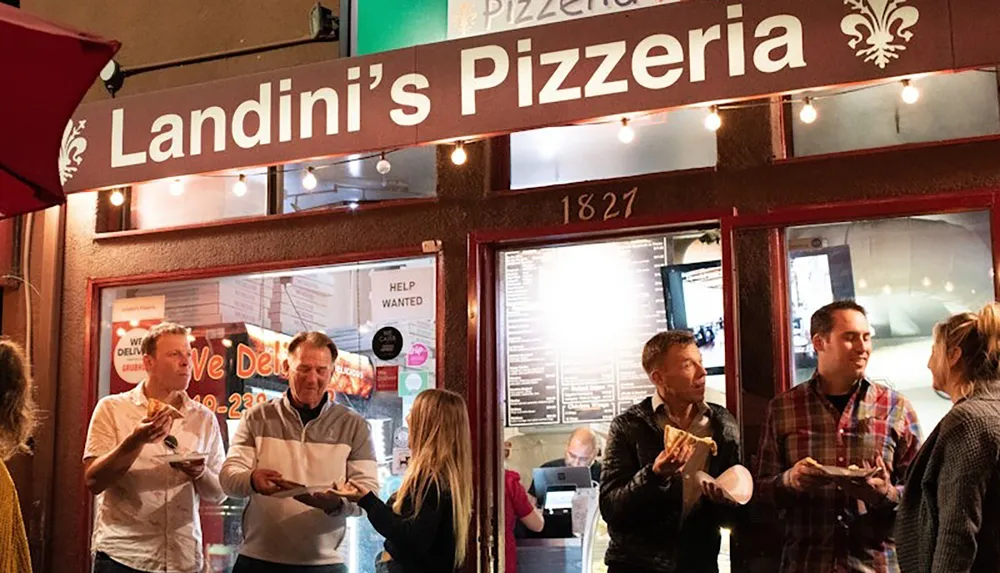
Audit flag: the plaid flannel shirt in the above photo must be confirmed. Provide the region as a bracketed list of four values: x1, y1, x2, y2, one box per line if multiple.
[755, 376, 922, 573]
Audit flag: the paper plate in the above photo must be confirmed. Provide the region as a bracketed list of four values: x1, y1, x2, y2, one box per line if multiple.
[696, 464, 754, 505]
[154, 453, 207, 464]
[271, 486, 331, 499]
[819, 465, 878, 479]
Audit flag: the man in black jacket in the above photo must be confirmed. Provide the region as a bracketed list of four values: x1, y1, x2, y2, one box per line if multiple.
[599, 330, 741, 573]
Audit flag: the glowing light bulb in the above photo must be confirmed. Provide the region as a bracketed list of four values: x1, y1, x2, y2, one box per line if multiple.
[169, 179, 184, 196]
[451, 143, 467, 165]
[109, 189, 125, 206]
[129, 319, 140, 327]
[921, 276, 931, 287]
[945, 281, 955, 292]
[858, 279, 868, 289]
[221, 338, 233, 348]
[882, 284, 892, 295]
[233, 174, 248, 197]
[800, 98, 818, 124]
[704, 107, 722, 131]
[347, 201, 360, 210]
[302, 167, 318, 190]
[618, 118, 635, 143]
[116, 327, 127, 337]
[376, 153, 391, 175]
[901, 80, 920, 104]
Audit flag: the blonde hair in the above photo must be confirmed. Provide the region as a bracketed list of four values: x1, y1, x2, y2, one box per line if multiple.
[140, 322, 191, 356]
[933, 302, 1000, 399]
[0, 339, 36, 461]
[393, 389, 473, 568]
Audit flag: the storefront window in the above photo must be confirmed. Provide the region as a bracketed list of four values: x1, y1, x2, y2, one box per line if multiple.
[129, 168, 269, 230]
[94, 256, 437, 572]
[786, 211, 994, 431]
[791, 69, 1000, 157]
[496, 230, 728, 573]
[509, 111, 717, 190]
[279, 147, 437, 213]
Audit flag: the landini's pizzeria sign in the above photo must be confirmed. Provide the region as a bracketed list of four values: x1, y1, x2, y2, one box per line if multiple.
[61, 0, 999, 192]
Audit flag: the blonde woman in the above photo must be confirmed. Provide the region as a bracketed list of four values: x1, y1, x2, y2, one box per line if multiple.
[334, 389, 473, 573]
[0, 339, 36, 573]
[897, 302, 1000, 572]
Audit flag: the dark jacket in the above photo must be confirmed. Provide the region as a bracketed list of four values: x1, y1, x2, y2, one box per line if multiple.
[599, 398, 742, 573]
[358, 486, 457, 573]
[896, 381, 1000, 573]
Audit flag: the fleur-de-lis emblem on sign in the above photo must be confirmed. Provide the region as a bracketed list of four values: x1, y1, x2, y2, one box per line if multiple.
[58, 119, 88, 185]
[841, 0, 920, 69]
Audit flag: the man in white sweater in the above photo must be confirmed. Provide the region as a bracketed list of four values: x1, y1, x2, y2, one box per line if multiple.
[221, 331, 379, 573]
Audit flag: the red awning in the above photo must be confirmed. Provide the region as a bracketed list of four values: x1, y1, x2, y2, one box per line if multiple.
[0, 4, 119, 218]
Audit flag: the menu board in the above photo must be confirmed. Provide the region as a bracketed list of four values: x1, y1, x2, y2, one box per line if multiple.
[502, 238, 670, 427]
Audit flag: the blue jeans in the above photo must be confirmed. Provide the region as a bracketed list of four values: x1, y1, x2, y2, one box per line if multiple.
[233, 554, 348, 573]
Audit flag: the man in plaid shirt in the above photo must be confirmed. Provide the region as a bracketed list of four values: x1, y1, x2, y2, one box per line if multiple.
[755, 300, 922, 573]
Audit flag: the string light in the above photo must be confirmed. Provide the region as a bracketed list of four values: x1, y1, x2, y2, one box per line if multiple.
[144, 71, 955, 190]
[169, 179, 184, 196]
[376, 152, 391, 175]
[109, 189, 125, 206]
[618, 118, 635, 143]
[302, 167, 318, 190]
[451, 142, 467, 165]
[704, 106, 722, 131]
[233, 174, 248, 197]
[901, 79, 920, 104]
[799, 97, 818, 124]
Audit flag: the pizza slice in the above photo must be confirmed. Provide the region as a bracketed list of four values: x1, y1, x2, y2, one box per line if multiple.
[148, 397, 184, 420]
[664, 424, 718, 456]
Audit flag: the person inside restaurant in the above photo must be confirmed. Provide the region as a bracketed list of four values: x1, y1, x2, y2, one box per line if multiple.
[528, 427, 602, 498]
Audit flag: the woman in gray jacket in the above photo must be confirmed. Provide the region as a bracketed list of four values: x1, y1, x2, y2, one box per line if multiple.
[896, 302, 1000, 573]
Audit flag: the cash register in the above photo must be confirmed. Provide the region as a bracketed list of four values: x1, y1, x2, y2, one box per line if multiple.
[527, 466, 594, 539]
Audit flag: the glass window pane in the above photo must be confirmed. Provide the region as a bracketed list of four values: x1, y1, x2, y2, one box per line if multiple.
[94, 256, 437, 573]
[510, 110, 717, 189]
[129, 168, 268, 230]
[792, 69, 1000, 156]
[786, 211, 994, 431]
[497, 230, 729, 573]
[280, 147, 437, 213]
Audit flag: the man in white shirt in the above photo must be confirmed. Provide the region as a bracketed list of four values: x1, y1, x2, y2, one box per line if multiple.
[84, 322, 226, 573]
[220, 331, 379, 573]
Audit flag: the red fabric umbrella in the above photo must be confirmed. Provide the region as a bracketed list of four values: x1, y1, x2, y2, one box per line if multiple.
[0, 4, 119, 218]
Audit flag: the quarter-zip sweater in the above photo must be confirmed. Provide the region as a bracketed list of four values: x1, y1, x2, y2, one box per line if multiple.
[220, 391, 379, 566]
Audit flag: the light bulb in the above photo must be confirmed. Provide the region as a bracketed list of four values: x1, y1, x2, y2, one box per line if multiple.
[704, 107, 722, 132]
[618, 118, 635, 143]
[376, 153, 391, 175]
[921, 276, 931, 287]
[882, 284, 893, 295]
[347, 201, 360, 210]
[800, 98, 818, 124]
[129, 319, 140, 327]
[451, 143, 467, 165]
[945, 281, 955, 292]
[169, 179, 184, 196]
[901, 80, 920, 104]
[109, 189, 125, 206]
[858, 279, 868, 289]
[116, 327, 127, 337]
[302, 167, 317, 190]
[233, 174, 248, 197]
[221, 338, 233, 348]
